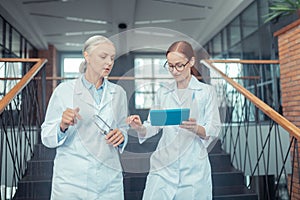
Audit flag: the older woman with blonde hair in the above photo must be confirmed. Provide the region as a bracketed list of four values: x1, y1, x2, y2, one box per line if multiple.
[42, 35, 128, 199]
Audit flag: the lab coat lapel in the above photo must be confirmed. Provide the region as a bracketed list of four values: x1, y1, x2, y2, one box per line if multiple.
[74, 76, 95, 108]
[165, 82, 182, 106]
[96, 80, 115, 128]
[98, 79, 114, 111]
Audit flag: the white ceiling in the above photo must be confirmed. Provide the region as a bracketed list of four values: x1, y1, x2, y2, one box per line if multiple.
[0, 0, 254, 52]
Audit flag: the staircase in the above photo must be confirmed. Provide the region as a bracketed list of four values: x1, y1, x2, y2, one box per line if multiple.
[209, 141, 258, 200]
[122, 131, 258, 200]
[13, 143, 55, 200]
[13, 131, 258, 200]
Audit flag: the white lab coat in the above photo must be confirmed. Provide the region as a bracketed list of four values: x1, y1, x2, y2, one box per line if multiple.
[41, 75, 128, 200]
[140, 75, 221, 200]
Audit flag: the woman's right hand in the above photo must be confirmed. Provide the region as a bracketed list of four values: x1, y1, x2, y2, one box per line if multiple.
[126, 115, 142, 130]
[60, 107, 82, 132]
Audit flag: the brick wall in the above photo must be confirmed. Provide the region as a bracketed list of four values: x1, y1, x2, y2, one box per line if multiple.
[275, 19, 300, 199]
[38, 44, 58, 107]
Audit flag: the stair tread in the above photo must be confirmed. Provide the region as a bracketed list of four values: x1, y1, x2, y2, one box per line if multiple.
[13, 198, 50, 200]
[123, 172, 148, 177]
[28, 159, 54, 163]
[213, 167, 243, 173]
[214, 185, 257, 197]
[123, 167, 242, 177]
[19, 175, 52, 183]
[209, 151, 230, 156]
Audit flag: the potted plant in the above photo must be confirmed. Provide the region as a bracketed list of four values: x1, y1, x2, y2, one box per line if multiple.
[264, 0, 300, 23]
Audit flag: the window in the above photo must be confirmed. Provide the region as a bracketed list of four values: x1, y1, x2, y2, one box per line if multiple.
[62, 55, 83, 78]
[222, 29, 228, 53]
[241, 2, 258, 39]
[12, 29, 21, 57]
[0, 62, 22, 109]
[5, 24, 10, 50]
[0, 17, 3, 49]
[212, 33, 222, 58]
[228, 17, 241, 47]
[134, 55, 172, 109]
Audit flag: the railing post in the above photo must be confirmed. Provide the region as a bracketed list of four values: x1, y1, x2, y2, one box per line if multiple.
[271, 63, 280, 112]
[41, 66, 46, 119]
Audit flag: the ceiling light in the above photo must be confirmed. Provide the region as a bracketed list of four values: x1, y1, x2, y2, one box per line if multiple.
[83, 30, 107, 35]
[134, 30, 174, 37]
[66, 17, 107, 24]
[65, 32, 83, 36]
[65, 43, 82, 47]
[65, 30, 107, 36]
[135, 17, 205, 25]
[135, 19, 174, 25]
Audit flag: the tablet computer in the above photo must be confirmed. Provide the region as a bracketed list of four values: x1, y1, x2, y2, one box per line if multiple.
[150, 108, 190, 126]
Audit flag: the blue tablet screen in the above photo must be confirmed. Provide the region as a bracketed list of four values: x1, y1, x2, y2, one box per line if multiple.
[150, 108, 190, 126]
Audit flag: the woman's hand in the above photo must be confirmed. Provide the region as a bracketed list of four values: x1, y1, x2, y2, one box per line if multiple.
[180, 118, 207, 139]
[126, 115, 143, 130]
[126, 115, 147, 137]
[105, 129, 124, 147]
[180, 118, 198, 133]
[60, 107, 82, 132]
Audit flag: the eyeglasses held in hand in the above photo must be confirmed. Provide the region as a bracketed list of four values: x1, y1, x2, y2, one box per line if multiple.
[163, 60, 189, 72]
[93, 115, 112, 135]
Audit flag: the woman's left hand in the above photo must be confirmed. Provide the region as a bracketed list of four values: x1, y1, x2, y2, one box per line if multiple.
[179, 118, 198, 134]
[180, 118, 208, 139]
[105, 129, 124, 147]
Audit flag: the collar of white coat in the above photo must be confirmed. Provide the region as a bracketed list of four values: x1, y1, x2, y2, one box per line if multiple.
[81, 74, 106, 91]
[74, 74, 117, 109]
[74, 74, 116, 94]
[163, 75, 203, 94]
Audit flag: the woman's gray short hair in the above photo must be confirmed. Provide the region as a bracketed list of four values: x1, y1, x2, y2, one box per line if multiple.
[79, 35, 114, 73]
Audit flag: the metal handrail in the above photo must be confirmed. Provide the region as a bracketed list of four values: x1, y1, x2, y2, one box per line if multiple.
[0, 58, 47, 199]
[203, 59, 300, 140]
[0, 58, 47, 114]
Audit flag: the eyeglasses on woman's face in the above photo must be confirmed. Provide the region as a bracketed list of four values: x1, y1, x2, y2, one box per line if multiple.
[163, 60, 189, 72]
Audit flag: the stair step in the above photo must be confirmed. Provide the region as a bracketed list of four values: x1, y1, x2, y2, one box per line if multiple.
[123, 167, 245, 192]
[120, 152, 233, 173]
[32, 144, 56, 160]
[14, 176, 51, 199]
[26, 160, 53, 177]
[125, 132, 223, 155]
[123, 172, 148, 192]
[28, 148, 231, 175]
[19, 175, 52, 182]
[214, 185, 258, 200]
[13, 198, 50, 200]
[120, 152, 151, 173]
[212, 169, 245, 187]
[125, 130, 161, 153]
[125, 191, 143, 200]
[209, 152, 232, 171]
[208, 139, 223, 154]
